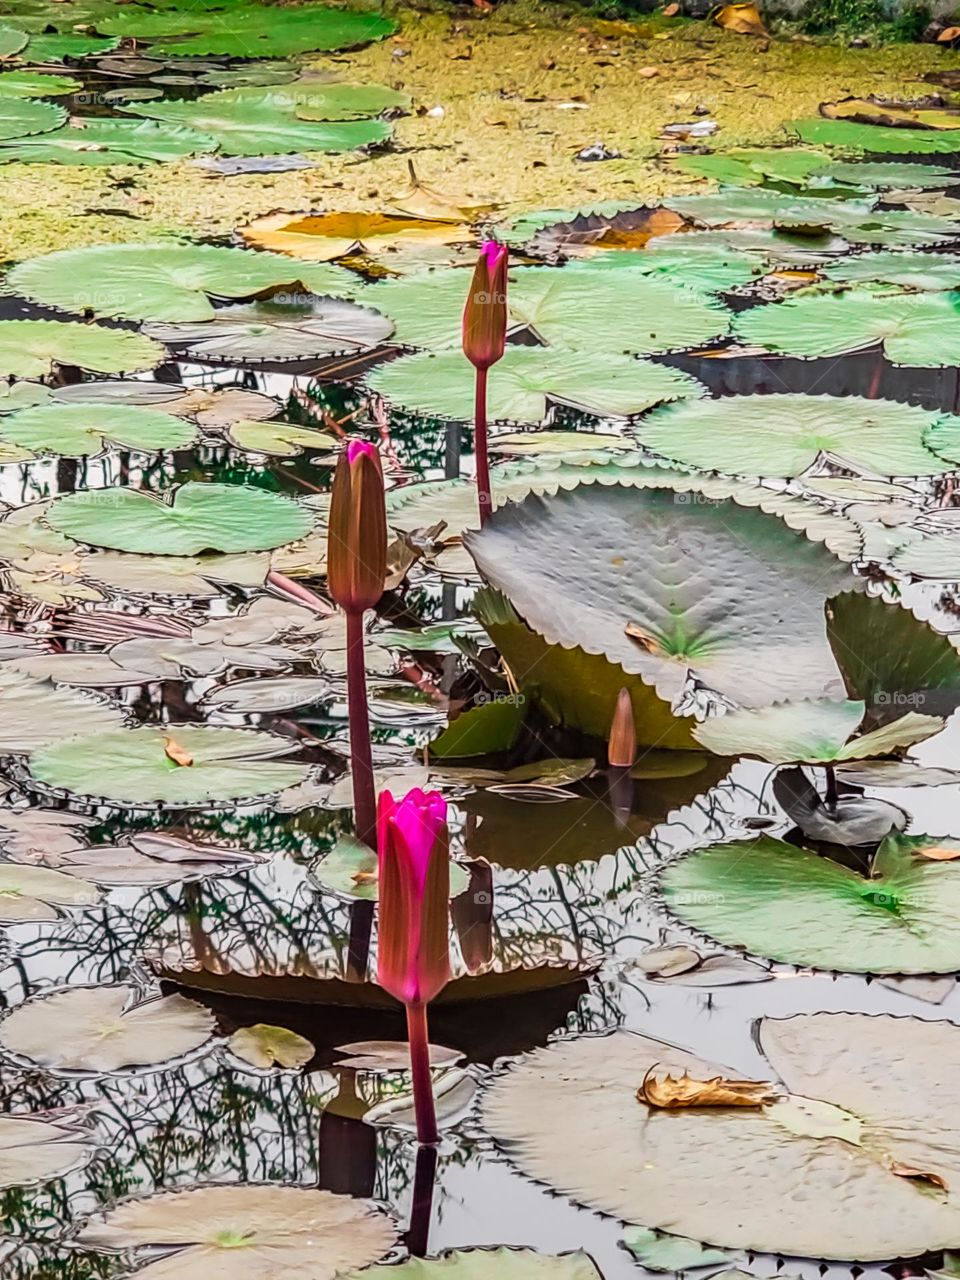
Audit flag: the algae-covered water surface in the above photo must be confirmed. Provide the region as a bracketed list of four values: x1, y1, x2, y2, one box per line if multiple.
[3, 1, 960, 1277]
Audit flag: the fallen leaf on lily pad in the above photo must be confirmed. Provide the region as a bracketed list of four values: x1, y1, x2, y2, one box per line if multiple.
[241, 209, 473, 261]
[228, 1024, 314, 1070]
[639, 1069, 779, 1110]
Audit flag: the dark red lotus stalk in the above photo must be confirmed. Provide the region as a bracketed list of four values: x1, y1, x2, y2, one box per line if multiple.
[377, 787, 452, 1144]
[327, 440, 387, 850]
[462, 241, 508, 527]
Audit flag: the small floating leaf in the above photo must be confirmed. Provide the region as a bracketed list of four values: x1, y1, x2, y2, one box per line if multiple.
[228, 1024, 314, 1070]
[622, 1228, 734, 1273]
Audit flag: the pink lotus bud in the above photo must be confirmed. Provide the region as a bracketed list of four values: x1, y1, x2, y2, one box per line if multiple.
[327, 439, 387, 614]
[462, 241, 508, 372]
[377, 788, 452, 1006]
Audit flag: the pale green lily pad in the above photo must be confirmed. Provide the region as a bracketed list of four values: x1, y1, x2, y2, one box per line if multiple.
[817, 161, 960, 188]
[622, 1228, 734, 1272]
[661, 832, 960, 974]
[0, 404, 196, 457]
[429, 698, 526, 759]
[637, 393, 960, 479]
[28, 725, 308, 806]
[0, 119, 216, 165]
[892, 530, 960, 578]
[0, 320, 163, 378]
[228, 1024, 314, 1070]
[367, 348, 704, 424]
[8, 243, 353, 325]
[793, 116, 960, 155]
[26, 32, 118, 57]
[0, 27, 28, 58]
[312, 836, 470, 902]
[735, 291, 960, 366]
[224, 79, 409, 121]
[0, 668, 124, 754]
[342, 1248, 604, 1280]
[0, 95, 63, 140]
[693, 698, 943, 764]
[675, 147, 832, 186]
[0, 71, 81, 96]
[44, 482, 313, 555]
[225, 419, 336, 456]
[0, 864, 100, 923]
[823, 251, 960, 291]
[484, 1015, 960, 1259]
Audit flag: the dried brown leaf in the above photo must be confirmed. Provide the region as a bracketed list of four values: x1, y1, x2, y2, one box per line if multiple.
[163, 736, 194, 768]
[713, 2, 769, 35]
[889, 1161, 949, 1191]
[638, 1067, 780, 1110]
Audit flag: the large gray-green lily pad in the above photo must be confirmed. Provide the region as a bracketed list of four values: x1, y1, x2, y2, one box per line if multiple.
[0, 1114, 97, 1190]
[735, 291, 960, 366]
[52, 381, 280, 428]
[484, 1014, 960, 1259]
[0, 320, 163, 378]
[0, 404, 196, 457]
[693, 698, 942, 764]
[367, 348, 704, 424]
[0, 668, 124, 754]
[0, 985, 216, 1074]
[661, 833, 960, 974]
[28, 725, 308, 806]
[0, 118, 216, 165]
[367, 264, 730, 355]
[823, 251, 960, 291]
[637, 393, 960, 479]
[0, 864, 100, 922]
[44, 482, 312, 555]
[342, 1249, 604, 1280]
[8, 244, 353, 324]
[464, 483, 859, 710]
[78, 1183, 397, 1280]
[144, 298, 391, 363]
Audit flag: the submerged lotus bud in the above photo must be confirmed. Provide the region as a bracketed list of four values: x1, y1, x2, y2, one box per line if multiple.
[377, 788, 452, 1007]
[608, 688, 636, 768]
[327, 439, 387, 614]
[462, 241, 508, 372]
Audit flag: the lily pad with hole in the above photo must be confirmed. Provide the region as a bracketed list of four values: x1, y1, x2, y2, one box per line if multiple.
[735, 291, 960, 365]
[44, 482, 312, 555]
[661, 833, 960, 974]
[637, 393, 960, 479]
[79, 1183, 396, 1280]
[693, 698, 943, 764]
[0, 864, 100, 922]
[52, 381, 280, 427]
[28, 725, 308, 807]
[0, 404, 196, 458]
[0, 320, 163, 378]
[8, 243, 353, 324]
[342, 1249, 605, 1280]
[367, 347, 704, 424]
[0, 985, 216, 1074]
[145, 298, 391, 363]
[793, 116, 960, 155]
[0, 668, 124, 754]
[0, 1115, 96, 1190]
[484, 1014, 960, 1259]
[0, 118, 217, 165]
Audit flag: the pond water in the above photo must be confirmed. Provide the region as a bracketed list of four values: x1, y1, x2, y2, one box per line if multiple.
[4, 6, 960, 1280]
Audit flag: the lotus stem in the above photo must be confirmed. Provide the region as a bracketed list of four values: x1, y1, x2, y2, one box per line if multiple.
[474, 365, 491, 527]
[824, 763, 839, 813]
[406, 1000, 438, 1145]
[406, 1140, 439, 1256]
[346, 608, 376, 850]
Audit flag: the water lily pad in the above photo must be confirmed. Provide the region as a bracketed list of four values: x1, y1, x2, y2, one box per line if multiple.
[622, 1228, 734, 1272]
[343, 1249, 604, 1280]
[484, 1014, 960, 1259]
[203, 675, 329, 712]
[79, 1183, 396, 1280]
[0, 404, 196, 457]
[228, 1024, 314, 1069]
[0, 864, 99, 922]
[465, 483, 858, 713]
[145, 298, 391, 363]
[232, 79, 409, 120]
[225, 419, 336, 455]
[311, 835, 470, 902]
[0, 95, 63, 140]
[0, 118, 216, 165]
[0, 320, 163, 378]
[817, 161, 959, 188]
[0, 71, 81, 96]
[0, 985, 216, 1074]
[26, 32, 118, 57]
[0, 1114, 96, 1190]
[52, 381, 280, 427]
[367, 348, 704, 424]
[0, 668, 124, 754]
[28, 725, 308, 806]
[55, 834, 264, 887]
[8, 243, 352, 324]
[661, 832, 960, 974]
[122, 95, 390, 155]
[0, 27, 28, 58]
[82, 549, 270, 598]
[45, 482, 312, 555]
[638, 393, 960, 479]
[794, 116, 960, 155]
[693, 698, 942, 763]
[735, 291, 960, 366]
[823, 251, 960, 290]
[675, 146, 832, 187]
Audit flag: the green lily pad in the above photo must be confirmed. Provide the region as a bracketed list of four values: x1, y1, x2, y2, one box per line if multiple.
[637, 393, 960, 478]
[0, 71, 81, 97]
[693, 697, 942, 764]
[122, 95, 390, 156]
[816, 161, 959, 188]
[429, 698, 526, 759]
[367, 347, 704, 424]
[822, 250, 960, 291]
[368, 265, 730, 355]
[312, 835, 470, 902]
[28, 725, 309, 806]
[0, 118, 216, 165]
[0, 320, 163, 377]
[0, 404, 196, 457]
[220, 79, 409, 120]
[225, 419, 336, 456]
[0, 95, 64, 140]
[661, 832, 960, 974]
[674, 147, 832, 187]
[622, 1228, 734, 1272]
[793, 116, 960, 155]
[735, 291, 960, 365]
[26, 32, 119, 57]
[343, 1249, 604, 1280]
[44, 482, 313, 555]
[0, 27, 28, 58]
[587, 247, 760, 294]
[8, 243, 353, 324]
[228, 1024, 314, 1070]
[98, 4, 396, 57]
[0, 668, 125, 754]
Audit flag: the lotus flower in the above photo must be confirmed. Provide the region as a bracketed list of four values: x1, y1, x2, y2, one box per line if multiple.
[326, 439, 387, 852]
[377, 787, 451, 1143]
[462, 241, 508, 526]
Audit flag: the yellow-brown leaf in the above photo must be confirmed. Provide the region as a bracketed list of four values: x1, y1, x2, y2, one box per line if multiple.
[638, 1067, 780, 1109]
[712, 2, 768, 35]
[163, 736, 194, 768]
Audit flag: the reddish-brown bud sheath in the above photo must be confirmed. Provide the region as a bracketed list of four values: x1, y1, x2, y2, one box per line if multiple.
[327, 440, 387, 614]
[462, 241, 508, 372]
[608, 687, 637, 768]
